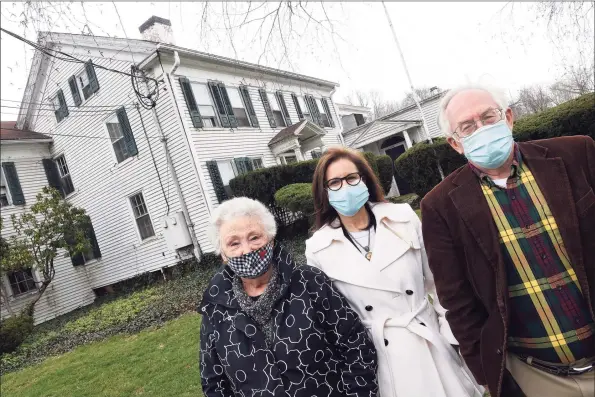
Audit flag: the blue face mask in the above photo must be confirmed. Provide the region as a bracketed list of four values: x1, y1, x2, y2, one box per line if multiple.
[328, 182, 370, 217]
[461, 120, 514, 169]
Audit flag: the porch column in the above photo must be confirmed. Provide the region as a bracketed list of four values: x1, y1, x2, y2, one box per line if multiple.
[403, 129, 413, 149]
[294, 147, 305, 161]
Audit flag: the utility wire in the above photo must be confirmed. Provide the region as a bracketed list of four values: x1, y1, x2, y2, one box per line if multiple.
[1, 98, 135, 108]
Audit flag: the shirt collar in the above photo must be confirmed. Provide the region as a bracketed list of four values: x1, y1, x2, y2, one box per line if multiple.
[468, 144, 522, 188]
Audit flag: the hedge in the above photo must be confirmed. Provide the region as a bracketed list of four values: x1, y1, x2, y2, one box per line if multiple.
[395, 93, 595, 197]
[0, 312, 34, 355]
[230, 152, 395, 204]
[274, 183, 314, 219]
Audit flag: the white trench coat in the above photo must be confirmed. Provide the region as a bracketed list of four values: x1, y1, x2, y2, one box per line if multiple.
[305, 202, 483, 397]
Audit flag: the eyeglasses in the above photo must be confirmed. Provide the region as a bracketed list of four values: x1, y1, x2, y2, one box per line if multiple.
[453, 108, 505, 139]
[325, 172, 362, 191]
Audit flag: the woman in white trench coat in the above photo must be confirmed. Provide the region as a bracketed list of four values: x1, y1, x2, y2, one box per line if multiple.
[305, 147, 483, 397]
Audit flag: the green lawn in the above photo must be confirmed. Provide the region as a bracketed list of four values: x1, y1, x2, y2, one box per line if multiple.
[1, 313, 204, 397]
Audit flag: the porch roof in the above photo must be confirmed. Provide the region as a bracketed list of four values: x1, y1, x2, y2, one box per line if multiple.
[268, 120, 325, 146]
[346, 120, 421, 149]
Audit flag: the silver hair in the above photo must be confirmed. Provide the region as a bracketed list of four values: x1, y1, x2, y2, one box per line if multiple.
[207, 197, 277, 254]
[437, 84, 509, 137]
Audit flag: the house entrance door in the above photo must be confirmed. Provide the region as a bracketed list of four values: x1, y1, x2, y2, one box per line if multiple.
[384, 144, 412, 195]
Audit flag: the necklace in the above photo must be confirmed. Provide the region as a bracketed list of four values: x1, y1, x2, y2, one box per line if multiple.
[348, 228, 373, 261]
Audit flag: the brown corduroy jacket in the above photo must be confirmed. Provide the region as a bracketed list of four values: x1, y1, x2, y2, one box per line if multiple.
[421, 136, 595, 397]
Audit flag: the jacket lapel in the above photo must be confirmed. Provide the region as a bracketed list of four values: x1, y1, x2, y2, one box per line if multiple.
[520, 142, 585, 276]
[372, 218, 418, 271]
[449, 167, 502, 272]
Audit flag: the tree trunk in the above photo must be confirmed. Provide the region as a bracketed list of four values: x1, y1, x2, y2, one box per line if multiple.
[27, 281, 50, 316]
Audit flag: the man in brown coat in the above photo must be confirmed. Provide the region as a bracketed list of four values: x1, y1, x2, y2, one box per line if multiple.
[421, 85, 595, 397]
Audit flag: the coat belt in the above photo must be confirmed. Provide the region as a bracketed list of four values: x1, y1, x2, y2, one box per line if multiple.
[363, 298, 483, 397]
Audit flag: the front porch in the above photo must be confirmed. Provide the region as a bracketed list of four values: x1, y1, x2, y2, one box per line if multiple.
[268, 120, 327, 164]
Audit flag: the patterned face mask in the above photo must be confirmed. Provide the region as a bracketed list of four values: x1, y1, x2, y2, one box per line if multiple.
[226, 241, 274, 279]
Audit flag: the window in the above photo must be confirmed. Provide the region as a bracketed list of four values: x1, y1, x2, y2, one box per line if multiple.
[69, 220, 101, 266]
[129, 193, 155, 240]
[311, 150, 322, 159]
[275, 92, 292, 125]
[316, 98, 331, 128]
[7, 269, 37, 297]
[227, 88, 251, 127]
[52, 90, 69, 123]
[105, 108, 138, 163]
[217, 160, 237, 198]
[282, 154, 297, 165]
[191, 84, 219, 127]
[0, 168, 10, 207]
[78, 60, 99, 100]
[354, 113, 366, 126]
[55, 155, 75, 196]
[298, 96, 312, 122]
[268, 93, 287, 127]
[251, 158, 264, 170]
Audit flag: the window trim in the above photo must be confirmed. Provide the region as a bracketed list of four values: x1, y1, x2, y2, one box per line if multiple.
[190, 81, 220, 128]
[227, 86, 252, 128]
[127, 191, 156, 242]
[4, 268, 38, 299]
[75, 67, 92, 104]
[267, 92, 287, 128]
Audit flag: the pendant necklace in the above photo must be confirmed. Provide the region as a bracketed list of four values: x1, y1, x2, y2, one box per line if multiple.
[349, 228, 373, 261]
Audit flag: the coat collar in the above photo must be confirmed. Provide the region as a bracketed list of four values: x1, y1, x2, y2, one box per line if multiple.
[307, 202, 419, 293]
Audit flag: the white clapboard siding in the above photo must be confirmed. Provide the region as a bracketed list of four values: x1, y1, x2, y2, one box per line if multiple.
[171, 67, 342, 223]
[0, 143, 95, 324]
[26, 45, 204, 290]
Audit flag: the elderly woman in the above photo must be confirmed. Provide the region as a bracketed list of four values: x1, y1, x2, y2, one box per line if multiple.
[199, 197, 378, 397]
[306, 148, 483, 397]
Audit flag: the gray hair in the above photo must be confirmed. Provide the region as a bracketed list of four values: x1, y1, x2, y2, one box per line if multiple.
[207, 197, 277, 253]
[437, 84, 509, 137]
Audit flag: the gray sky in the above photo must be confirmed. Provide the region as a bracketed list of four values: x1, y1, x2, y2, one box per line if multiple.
[1, 2, 592, 120]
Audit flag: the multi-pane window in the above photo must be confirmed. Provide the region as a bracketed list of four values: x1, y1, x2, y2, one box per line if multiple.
[191, 84, 219, 127]
[227, 88, 251, 127]
[251, 158, 264, 170]
[282, 154, 297, 165]
[268, 93, 287, 127]
[55, 155, 75, 196]
[77, 70, 90, 97]
[217, 160, 237, 198]
[0, 169, 10, 207]
[129, 193, 155, 240]
[316, 98, 332, 127]
[298, 96, 312, 122]
[106, 115, 132, 163]
[7, 269, 37, 297]
[51, 95, 62, 112]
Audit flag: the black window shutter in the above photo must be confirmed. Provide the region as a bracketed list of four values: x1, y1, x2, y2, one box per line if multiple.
[71, 251, 85, 266]
[259, 89, 276, 128]
[206, 161, 228, 203]
[276, 92, 292, 125]
[116, 107, 138, 156]
[233, 157, 254, 176]
[239, 86, 259, 127]
[68, 76, 82, 107]
[322, 98, 335, 128]
[208, 82, 230, 128]
[218, 83, 238, 128]
[85, 60, 99, 95]
[306, 95, 323, 127]
[42, 159, 64, 197]
[88, 223, 102, 259]
[292, 93, 304, 120]
[1, 162, 25, 205]
[178, 77, 204, 128]
[55, 89, 69, 122]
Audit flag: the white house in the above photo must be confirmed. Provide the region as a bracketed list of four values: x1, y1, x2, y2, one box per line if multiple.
[343, 93, 445, 195]
[2, 16, 344, 323]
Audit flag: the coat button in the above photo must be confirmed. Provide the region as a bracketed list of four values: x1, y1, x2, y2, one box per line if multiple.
[420, 322, 426, 326]
[365, 305, 373, 311]
[497, 349, 502, 355]
[406, 290, 413, 295]
[384, 339, 389, 346]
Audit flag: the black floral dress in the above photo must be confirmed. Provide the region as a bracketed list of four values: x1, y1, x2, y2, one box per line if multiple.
[199, 243, 379, 397]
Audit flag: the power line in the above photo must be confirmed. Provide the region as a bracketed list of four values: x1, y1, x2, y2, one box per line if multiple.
[1, 105, 133, 114]
[1, 98, 135, 108]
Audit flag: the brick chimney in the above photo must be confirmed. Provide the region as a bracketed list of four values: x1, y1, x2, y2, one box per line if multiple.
[139, 16, 175, 45]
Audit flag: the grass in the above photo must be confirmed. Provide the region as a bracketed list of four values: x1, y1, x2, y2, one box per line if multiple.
[1, 313, 204, 397]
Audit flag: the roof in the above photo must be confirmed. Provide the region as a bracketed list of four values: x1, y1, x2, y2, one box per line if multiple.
[342, 92, 446, 138]
[139, 16, 172, 33]
[0, 121, 52, 142]
[268, 120, 308, 145]
[335, 103, 373, 116]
